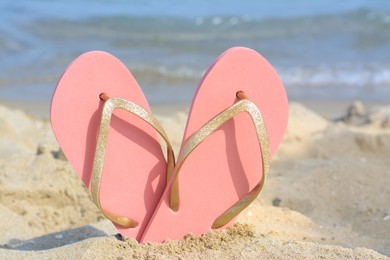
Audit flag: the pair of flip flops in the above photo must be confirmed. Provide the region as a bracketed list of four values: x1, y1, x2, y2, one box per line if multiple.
[51, 47, 288, 243]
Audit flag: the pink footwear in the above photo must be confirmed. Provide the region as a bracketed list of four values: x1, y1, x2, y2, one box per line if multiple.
[51, 51, 174, 241]
[51, 47, 288, 243]
[141, 47, 288, 242]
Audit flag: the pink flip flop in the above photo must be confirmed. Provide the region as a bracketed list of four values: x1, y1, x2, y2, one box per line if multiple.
[141, 47, 288, 242]
[51, 51, 174, 241]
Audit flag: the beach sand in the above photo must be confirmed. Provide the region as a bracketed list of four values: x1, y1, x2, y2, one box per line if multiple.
[0, 100, 389, 259]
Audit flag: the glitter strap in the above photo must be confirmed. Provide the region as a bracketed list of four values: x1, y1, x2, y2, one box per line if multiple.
[169, 99, 270, 229]
[91, 97, 175, 228]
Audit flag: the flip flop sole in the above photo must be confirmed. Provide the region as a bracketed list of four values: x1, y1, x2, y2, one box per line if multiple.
[51, 51, 167, 241]
[141, 47, 288, 242]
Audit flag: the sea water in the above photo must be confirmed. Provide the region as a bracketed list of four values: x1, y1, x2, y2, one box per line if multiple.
[0, 0, 389, 104]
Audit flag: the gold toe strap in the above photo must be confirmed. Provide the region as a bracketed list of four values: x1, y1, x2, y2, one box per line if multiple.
[169, 99, 270, 229]
[91, 97, 175, 228]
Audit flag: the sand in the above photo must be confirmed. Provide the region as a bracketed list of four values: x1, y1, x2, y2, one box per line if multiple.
[0, 101, 389, 259]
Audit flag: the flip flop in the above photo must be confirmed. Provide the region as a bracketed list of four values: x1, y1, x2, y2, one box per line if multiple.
[51, 51, 174, 241]
[141, 47, 288, 242]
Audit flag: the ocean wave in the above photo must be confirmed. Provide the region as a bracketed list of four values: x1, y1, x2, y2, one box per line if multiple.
[1, 62, 389, 90]
[119, 63, 390, 89]
[129, 65, 204, 81]
[279, 63, 390, 88]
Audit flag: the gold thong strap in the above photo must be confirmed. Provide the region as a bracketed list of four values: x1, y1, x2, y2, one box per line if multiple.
[169, 99, 270, 229]
[91, 97, 175, 228]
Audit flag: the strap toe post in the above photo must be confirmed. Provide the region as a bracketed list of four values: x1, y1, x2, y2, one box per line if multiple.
[91, 93, 175, 228]
[235, 90, 247, 100]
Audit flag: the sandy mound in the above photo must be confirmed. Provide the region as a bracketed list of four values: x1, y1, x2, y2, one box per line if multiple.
[0, 102, 389, 258]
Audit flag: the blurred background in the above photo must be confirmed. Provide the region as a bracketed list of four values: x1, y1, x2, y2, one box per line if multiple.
[0, 0, 389, 116]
